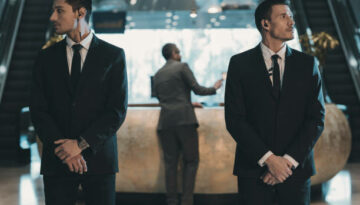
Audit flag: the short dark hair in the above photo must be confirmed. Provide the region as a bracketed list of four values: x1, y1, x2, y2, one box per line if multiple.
[65, 0, 92, 23]
[162, 43, 176, 60]
[255, 0, 289, 32]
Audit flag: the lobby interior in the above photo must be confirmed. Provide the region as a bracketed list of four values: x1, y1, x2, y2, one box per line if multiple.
[0, 0, 360, 204]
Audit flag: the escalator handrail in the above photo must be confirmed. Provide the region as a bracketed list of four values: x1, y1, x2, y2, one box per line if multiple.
[0, 0, 26, 103]
[327, 0, 360, 103]
[0, 0, 8, 22]
[291, 0, 316, 53]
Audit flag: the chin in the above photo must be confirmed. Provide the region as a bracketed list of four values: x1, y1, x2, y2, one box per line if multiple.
[54, 29, 65, 35]
[284, 35, 294, 41]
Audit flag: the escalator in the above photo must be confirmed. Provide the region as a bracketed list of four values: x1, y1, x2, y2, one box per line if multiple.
[293, 0, 360, 161]
[0, 0, 51, 163]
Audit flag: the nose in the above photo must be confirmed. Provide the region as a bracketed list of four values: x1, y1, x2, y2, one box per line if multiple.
[50, 11, 56, 22]
[289, 17, 295, 27]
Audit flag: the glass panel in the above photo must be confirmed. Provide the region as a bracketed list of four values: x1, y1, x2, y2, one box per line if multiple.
[97, 28, 301, 104]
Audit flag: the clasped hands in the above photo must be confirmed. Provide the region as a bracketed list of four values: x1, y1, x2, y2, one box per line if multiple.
[262, 155, 294, 186]
[54, 139, 87, 174]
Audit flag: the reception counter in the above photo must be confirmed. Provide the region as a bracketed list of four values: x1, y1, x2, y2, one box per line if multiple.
[115, 104, 351, 193]
[116, 107, 236, 193]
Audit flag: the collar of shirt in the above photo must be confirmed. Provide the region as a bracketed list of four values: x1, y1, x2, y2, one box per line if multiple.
[66, 32, 93, 73]
[260, 42, 286, 67]
[260, 42, 287, 86]
[66, 32, 93, 51]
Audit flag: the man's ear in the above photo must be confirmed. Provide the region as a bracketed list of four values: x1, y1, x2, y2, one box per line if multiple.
[78, 7, 87, 19]
[261, 19, 270, 31]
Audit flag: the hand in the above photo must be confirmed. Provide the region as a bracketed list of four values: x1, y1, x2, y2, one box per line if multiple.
[65, 154, 87, 174]
[261, 172, 280, 186]
[54, 139, 82, 161]
[213, 79, 223, 90]
[192, 102, 203, 108]
[265, 154, 293, 182]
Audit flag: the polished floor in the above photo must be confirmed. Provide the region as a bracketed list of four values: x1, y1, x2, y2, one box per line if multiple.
[0, 144, 359, 205]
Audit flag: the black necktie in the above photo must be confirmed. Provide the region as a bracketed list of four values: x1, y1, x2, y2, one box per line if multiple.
[271, 54, 280, 99]
[71, 44, 82, 90]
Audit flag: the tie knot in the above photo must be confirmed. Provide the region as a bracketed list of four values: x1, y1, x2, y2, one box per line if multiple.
[72, 44, 82, 52]
[271, 54, 279, 61]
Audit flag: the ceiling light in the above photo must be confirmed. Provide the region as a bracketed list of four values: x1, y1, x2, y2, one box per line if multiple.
[349, 57, 358, 67]
[219, 15, 226, 20]
[208, 6, 222, 13]
[0, 65, 6, 74]
[130, 0, 137, 5]
[190, 9, 197, 18]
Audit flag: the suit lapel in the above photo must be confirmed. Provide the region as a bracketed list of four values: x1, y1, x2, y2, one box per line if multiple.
[58, 39, 74, 95]
[279, 46, 294, 101]
[254, 44, 276, 100]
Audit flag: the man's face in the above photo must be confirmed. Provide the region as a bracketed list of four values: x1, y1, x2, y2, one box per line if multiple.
[172, 47, 181, 62]
[267, 5, 295, 42]
[50, 0, 78, 35]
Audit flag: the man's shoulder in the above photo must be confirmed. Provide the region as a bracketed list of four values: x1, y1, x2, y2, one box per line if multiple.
[230, 46, 258, 63]
[155, 61, 185, 78]
[164, 61, 187, 71]
[96, 37, 124, 55]
[288, 47, 314, 62]
[40, 39, 65, 55]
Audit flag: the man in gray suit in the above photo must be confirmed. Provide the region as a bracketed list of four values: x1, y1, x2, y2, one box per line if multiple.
[154, 43, 222, 205]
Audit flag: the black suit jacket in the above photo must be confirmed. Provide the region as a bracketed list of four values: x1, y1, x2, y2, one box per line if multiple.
[225, 44, 325, 178]
[30, 35, 128, 175]
[154, 60, 216, 130]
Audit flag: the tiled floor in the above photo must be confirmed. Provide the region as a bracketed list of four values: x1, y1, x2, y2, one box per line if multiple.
[0, 144, 359, 205]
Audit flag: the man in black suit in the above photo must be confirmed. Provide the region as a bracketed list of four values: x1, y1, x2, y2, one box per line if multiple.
[30, 0, 127, 204]
[224, 0, 325, 204]
[153, 43, 222, 205]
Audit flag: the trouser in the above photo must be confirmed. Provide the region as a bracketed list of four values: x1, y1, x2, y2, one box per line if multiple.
[237, 175, 311, 205]
[43, 174, 115, 205]
[158, 125, 199, 205]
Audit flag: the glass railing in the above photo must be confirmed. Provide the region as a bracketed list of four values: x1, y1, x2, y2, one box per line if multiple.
[0, 0, 25, 103]
[327, 0, 360, 102]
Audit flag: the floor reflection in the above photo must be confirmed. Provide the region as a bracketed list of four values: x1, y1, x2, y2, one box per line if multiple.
[0, 144, 359, 205]
[325, 171, 352, 204]
[18, 144, 44, 205]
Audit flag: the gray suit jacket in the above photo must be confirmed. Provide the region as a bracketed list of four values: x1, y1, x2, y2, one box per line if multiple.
[154, 60, 216, 130]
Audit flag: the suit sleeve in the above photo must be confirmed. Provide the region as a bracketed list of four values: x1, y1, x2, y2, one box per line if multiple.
[30, 50, 63, 146]
[284, 57, 325, 167]
[80, 48, 128, 155]
[181, 63, 216, 95]
[224, 56, 269, 166]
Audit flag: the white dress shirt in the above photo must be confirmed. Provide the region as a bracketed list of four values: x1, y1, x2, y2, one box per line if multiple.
[65, 32, 93, 150]
[66, 32, 93, 74]
[257, 43, 299, 169]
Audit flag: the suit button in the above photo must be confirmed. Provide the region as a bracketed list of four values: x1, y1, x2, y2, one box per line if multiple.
[72, 102, 76, 107]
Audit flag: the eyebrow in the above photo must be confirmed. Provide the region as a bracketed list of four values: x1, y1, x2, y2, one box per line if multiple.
[53, 5, 64, 9]
[278, 12, 292, 16]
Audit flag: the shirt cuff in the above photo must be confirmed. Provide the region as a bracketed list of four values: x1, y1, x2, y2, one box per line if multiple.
[258, 151, 274, 167]
[78, 136, 90, 151]
[283, 154, 299, 168]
